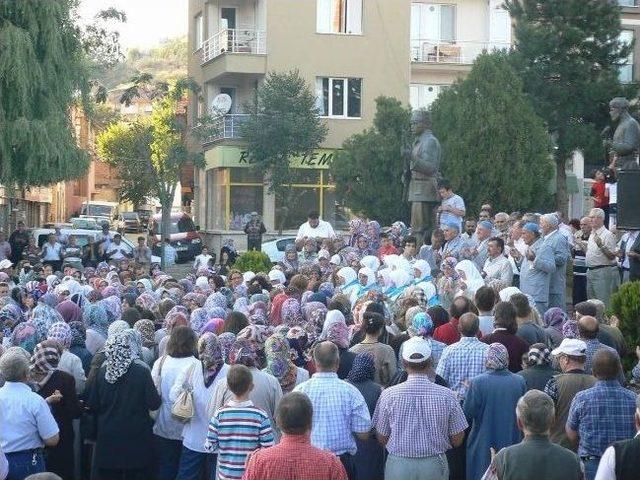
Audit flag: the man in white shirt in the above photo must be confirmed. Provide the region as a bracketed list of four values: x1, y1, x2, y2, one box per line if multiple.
[295, 211, 336, 249]
[40, 233, 63, 272]
[106, 234, 130, 263]
[585, 208, 619, 308]
[483, 237, 513, 286]
[437, 180, 466, 231]
[618, 229, 640, 284]
[192, 245, 212, 272]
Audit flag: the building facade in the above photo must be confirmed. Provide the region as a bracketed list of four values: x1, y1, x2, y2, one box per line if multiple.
[621, 1, 640, 84]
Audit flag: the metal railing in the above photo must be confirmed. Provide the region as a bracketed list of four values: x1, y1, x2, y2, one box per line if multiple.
[411, 40, 510, 64]
[203, 114, 250, 144]
[201, 28, 267, 64]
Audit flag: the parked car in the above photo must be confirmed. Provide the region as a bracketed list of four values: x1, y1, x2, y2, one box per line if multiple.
[148, 212, 202, 263]
[70, 217, 99, 230]
[118, 212, 143, 233]
[261, 237, 296, 263]
[137, 208, 154, 228]
[31, 228, 161, 265]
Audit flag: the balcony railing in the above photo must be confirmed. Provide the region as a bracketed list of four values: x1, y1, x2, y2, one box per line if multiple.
[411, 40, 510, 64]
[201, 28, 267, 64]
[203, 114, 250, 144]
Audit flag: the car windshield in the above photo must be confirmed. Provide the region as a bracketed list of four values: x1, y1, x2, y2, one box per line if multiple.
[121, 213, 138, 219]
[156, 216, 196, 234]
[81, 205, 114, 217]
[72, 219, 98, 230]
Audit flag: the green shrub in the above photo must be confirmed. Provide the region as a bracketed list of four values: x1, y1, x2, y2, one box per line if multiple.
[610, 281, 640, 370]
[233, 250, 272, 274]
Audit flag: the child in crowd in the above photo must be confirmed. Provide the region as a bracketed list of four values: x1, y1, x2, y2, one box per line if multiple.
[205, 365, 274, 480]
[193, 245, 213, 271]
[377, 232, 398, 259]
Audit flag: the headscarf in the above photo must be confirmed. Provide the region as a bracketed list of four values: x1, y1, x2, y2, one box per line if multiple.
[527, 343, 551, 366]
[365, 220, 381, 251]
[0, 304, 23, 329]
[39, 293, 59, 309]
[11, 322, 38, 354]
[347, 352, 375, 383]
[84, 303, 110, 338]
[202, 318, 225, 335]
[303, 302, 328, 331]
[325, 321, 350, 350]
[441, 256, 458, 277]
[237, 325, 269, 367]
[286, 326, 308, 367]
[189, 308, 209, 334]
[455, 260, 485, 297]
[134, 319, 157, 348]
[136, 292, 159, 312]
[46, 275, 60, 292]
[47, 322, 73, 349]
[562, 320, 579, 339]
[198, 333, 224, 387]
[281, 298, 303, 327]
[100, 296, 122, 323]
[56, 300, 83, 324]
[485, 342, 509, 371]
[269, 293, 289, 326]
[32, 306, 62, 343]
[543, 307, 568, 333]
[68, 321, 86, 348]
[318, 282, 335, 298]
[104, 330, 135, 384]
[408, 312, 434, 338]
[264, 334, 298, 392]
[218, 332, 236, 363]
[204, 292, 228, 313]
[282, 244, 299, 272]
[227, 338, 257, 368]
[30, 340, 62, 390]
[163, 306, 189, 332]
[107, 320, 129, 338]
[348, 218, 366, 246]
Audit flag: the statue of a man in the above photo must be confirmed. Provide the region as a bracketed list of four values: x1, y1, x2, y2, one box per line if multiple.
[608, 97, 640, 170]
[404, 110, 442, 240]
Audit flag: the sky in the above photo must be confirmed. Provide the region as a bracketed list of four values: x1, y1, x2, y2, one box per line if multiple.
[79, 0, 187, 50]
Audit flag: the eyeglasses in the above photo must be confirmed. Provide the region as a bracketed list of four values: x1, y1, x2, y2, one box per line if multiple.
[231, 276, 242, 281]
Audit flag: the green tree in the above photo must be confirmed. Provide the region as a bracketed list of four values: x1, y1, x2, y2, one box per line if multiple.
[505, 0, 636, 214]
[240, 70, 328, 234]
[332, 97, 411, 225]
[430, 53, 553, 215]
[0, 0, 90, 186]
[97, 77, 205, 268]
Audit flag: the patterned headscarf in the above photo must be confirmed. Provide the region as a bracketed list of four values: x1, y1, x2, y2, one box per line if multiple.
[286, 326, 308, 367]
[562, 320, 579, 339]
[485, 343, 509, 370]
[83, 303, 110, 338]
[318, 282, 335, 298]
[204, 292, 228, 313]
[104, 330, 135, 384]
[527, 343, 551, 366]
[107, 320, 129, 338]
[30, 340, 62, 390]
[134, 319, 157, 348]
[264, 334, 298, 393]
[47, 322, 73, 349]
[11, 322, 38, 354]
[408, 312, 434, 338]
[0, 304, 23, 329]
[281, 298, 303, 327]
[325, 321, 350, 350]
[136, 292, 159, 312]
[348, 218, 366, 246]
[365, 221, 381, 251]
[189, 308, 209, 335]
[303, 302, 328, 333]
[100, 296, 122, 323]
[198, 333, 224, 387]
[56, 300, 83, 323]
[202, 318, 225, 335]
[543, 307, 568, 333]
[163, 306, 189, 332]
[218, 332, 236, 363]
[68, 321, 86, 348]
[32, 306, 62, 343]
[39, 293, 59, 309]
[227, 338, 257, 368]
[269, 293, 289, 326]
[347, 352, 375, 384]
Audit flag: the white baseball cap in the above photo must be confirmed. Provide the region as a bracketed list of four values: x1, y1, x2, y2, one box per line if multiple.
[243, 271, 256, 283]
[402, 337, 432, 363]
[551, 339, 587, 357]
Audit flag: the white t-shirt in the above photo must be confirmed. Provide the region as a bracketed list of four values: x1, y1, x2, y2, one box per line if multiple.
[193, 254, 212, 271]
[296, 220, 336, 241]
[41, 242, 63, 261]
[106, 242, 128, 260]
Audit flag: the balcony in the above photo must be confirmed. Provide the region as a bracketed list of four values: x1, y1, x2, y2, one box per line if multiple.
[201, 28, 267, 64]
[411, 40, 510, 65]
[203, 114, 249, 145]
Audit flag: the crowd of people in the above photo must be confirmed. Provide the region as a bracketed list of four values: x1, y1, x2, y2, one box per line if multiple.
[0, 181, 639, 480]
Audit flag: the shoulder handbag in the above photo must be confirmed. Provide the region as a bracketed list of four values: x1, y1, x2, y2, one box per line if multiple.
[171, 363, 196, 423]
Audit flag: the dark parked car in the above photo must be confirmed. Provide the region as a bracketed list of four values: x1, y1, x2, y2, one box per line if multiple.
[148, 212, 202, 263]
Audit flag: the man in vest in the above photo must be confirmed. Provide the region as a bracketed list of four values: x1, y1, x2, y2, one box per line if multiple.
[595, 387, 640, 479]
[544, 339, 596, 450]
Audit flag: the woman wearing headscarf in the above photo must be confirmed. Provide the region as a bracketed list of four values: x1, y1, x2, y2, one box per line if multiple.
[150, 326, 199, 480]
[336, 266, 359, 301]
[10, 321, 38, 354]
[365, 220, 382, 252]
[455, 259, 486, 301]
[348, 218, 366, 247]
[157, 306, 189, 357]
[398, 312, 447, 371]
[263, 333, 309, 394]
[517, 343, 555, 391]
[349, 311, 397, 387]
[543, 307, 568, 348]
[436, 256, 460, 311]
[83, 303, 110, 355]
[134, 319, 158, 367]
[280, 297, 303, 328]
[347, 352, 384, 480]
[87, 330, 161, 480]
[47, 322, 86, 394]
[463, 343, 526, 480]
[217, 332, 236, 364]
[279, 244, 299, 276]
[30, 340, 82, 480]
[170, 332, 229, 480]
[350, 267, 378, 305]
[384, 268, 412, 303]
[68, 321, 93, 375]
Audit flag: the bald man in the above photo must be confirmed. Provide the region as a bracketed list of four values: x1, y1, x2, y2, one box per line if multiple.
[578, 316, 619, 377]
[541, 213, 570, 310]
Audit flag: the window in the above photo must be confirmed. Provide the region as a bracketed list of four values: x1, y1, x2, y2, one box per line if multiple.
[316, 77, 362, 118]
[194, 13, 204, 49]
[619, 0, 638, 6]
[317, 0, 362, 35]
[619, 30, 634, 84]
[411, 3, 456, 43]
[410, 84, 446, 110]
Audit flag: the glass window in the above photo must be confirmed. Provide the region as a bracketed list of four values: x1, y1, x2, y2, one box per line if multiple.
[619, 0, 638, 6]
[440, 5, 456, 42]
[619, 30, 634, 84]
[317, 77, 362, 118]
[206, 169, 226, 230]
[410, 84, 444, 110]
[195, 13, 204, 49]
[230, 167, 263, 183]
[229, 185, 263, 230]
[275, 188, 320, 230]
[317, 0, 362, 34]
[289, 169, 320, 184]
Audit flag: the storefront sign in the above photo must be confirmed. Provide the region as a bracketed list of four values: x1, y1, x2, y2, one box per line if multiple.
[205, 145, 336, 170]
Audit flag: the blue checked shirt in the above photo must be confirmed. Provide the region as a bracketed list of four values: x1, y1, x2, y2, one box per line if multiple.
[567, 380, 637, 457]
[293, 372, 371, 455]
[436, 336, 489, 401]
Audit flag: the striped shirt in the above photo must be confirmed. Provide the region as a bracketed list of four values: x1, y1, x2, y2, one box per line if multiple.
[204, 400, 274, 480]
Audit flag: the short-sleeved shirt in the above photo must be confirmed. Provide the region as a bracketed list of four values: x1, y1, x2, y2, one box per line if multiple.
[586, 226, 617, 267]
[293, 372, 371, 456]
[567, 380, 637, 457]
[0, 381, 59, 452]
[295, 220, 336, 241]
[372, 374, 467, 457]
[41, 242, 62, 261]
[439, 194, 465, 231]
[106, 242, 128, 260]
[436, 336, 489, 400]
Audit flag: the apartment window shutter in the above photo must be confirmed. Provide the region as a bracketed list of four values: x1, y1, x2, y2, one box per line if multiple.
[489, 6, 510, 46]
[440, 5, 456, 42]
[346, 0, 362, 34]
[317, 0, 333, 33]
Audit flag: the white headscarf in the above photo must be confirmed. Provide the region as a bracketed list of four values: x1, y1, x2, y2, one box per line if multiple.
[358, 267, 376, 287]
[360, 255, 380, 272]
[455, 260, 485, 298]
[337, 267, 358, 286]
[414, 259, 432, 279]
[389, 269, 411, 289]
[377, 268, 392, 288]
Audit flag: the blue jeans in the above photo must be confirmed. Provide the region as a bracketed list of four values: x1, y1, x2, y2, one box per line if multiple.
[176, 446, 215, 480]
[153, 435, 183, 480]
[6, 450, 45, 480]
[582, 457, 601, 480]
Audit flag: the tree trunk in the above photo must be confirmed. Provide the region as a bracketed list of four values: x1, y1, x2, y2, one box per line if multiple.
[555, 157, 568, 217]
[160, 199, 172, 271]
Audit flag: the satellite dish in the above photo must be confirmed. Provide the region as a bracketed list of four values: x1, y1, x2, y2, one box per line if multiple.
[211, 94, 232, 115]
